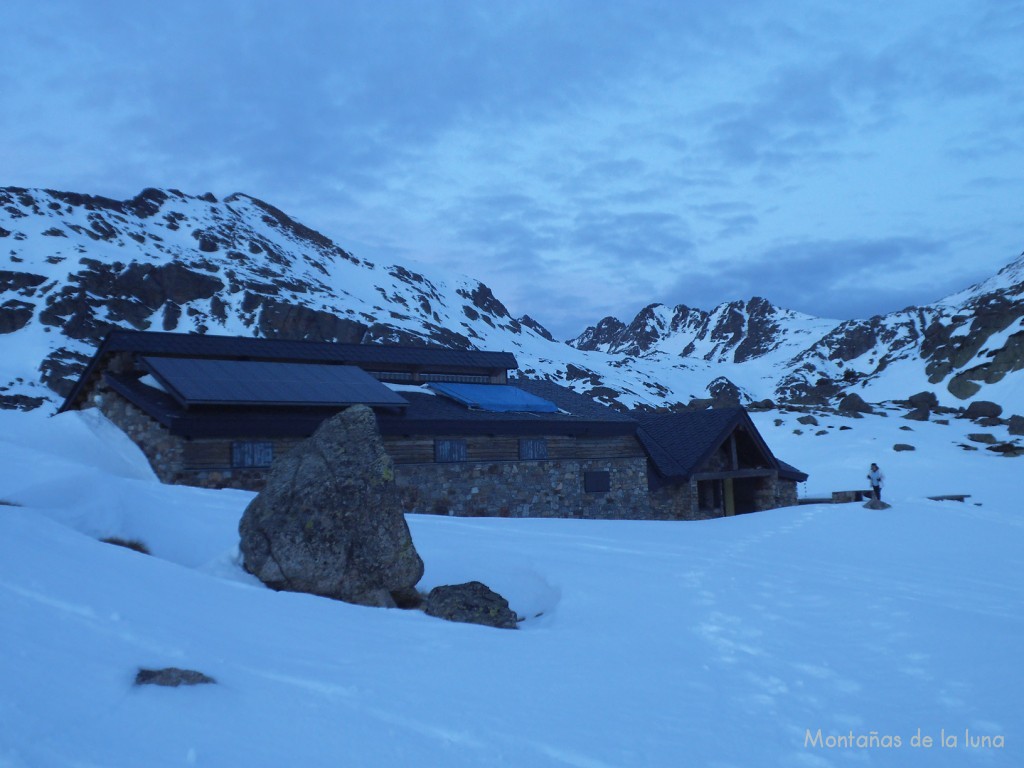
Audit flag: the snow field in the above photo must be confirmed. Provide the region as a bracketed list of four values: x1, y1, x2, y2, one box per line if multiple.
[0, 408, 1020, 766]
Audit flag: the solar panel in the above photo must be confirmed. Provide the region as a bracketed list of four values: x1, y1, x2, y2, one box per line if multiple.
[141, 357, 409, 408]
[428, 382, 559, 413]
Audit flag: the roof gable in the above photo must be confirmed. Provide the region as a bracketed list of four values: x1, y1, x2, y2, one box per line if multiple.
[635, 407, 787, 480]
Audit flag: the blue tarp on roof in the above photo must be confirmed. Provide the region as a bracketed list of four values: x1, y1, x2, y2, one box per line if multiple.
[428, 382, 559, 413]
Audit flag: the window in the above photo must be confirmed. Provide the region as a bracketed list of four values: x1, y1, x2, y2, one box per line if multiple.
[434, 439, 467, 463]
[232, 441, 274, 468]
[583, 470, 611, 493]
[519, 438, 548, 460]
[368, 370, 413, 382]
[421, 373, 492, 384]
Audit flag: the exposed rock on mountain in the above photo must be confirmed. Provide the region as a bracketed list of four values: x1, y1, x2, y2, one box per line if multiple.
[1, 185, 1021, 415]
[0, 186, 554, 405]
[568, 255, 1024, 413]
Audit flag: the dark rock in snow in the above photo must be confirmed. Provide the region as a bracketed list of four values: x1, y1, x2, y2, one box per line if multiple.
[967, 433, 998, 445]
[987, 442, 1024, 457]
[423, 581, 519, 629]
[797, 415, 819, 426]
[838, 393, 873, 414]
[893, 443, 916, 452]
[135, 667, 215, 687]
[974, 416, 1005, 428]
[708, 376, 742, 406]
[903, 407, 930, 422]
[238, 405, 424, 608]
[907, 391, 939, 411]
[518, 314, 554, 341]
[0, 393, 46, 410]
[964, 400, 1003, 420]
[0, 300, 34, 334]
[1009, 415, 1024, 436]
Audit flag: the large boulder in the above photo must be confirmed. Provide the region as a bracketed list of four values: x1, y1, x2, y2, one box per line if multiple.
[238, 405, 423, 608]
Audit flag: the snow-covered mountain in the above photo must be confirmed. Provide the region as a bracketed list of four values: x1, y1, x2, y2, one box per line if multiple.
[570, 261, 1024, 412]
[2, 186, 1022, 414]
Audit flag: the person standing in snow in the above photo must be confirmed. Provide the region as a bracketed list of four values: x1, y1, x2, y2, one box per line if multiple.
[867, 463, 884, 501]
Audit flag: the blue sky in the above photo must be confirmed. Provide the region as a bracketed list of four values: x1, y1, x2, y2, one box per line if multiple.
[2, 1, 1022, 338]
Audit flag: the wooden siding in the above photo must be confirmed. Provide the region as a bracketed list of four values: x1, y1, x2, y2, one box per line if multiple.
[383, 434, 644, 465]
[182, 433, 643, 469]
[182, 439, 299, 470]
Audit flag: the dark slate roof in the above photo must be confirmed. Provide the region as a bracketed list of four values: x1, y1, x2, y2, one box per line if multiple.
[635, 408, 747, 479]
[777, 460, 809, 483]
[96, 329, 519, 368]
[141, 357, 409, 408]
[634, 407, 807, 482]
[104, 373, 343, 438]
[104, 373, 636, 439]
[60, 330, 519, 412]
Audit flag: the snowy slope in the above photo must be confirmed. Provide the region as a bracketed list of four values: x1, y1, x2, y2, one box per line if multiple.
[0, 187, 742, 413]
[1, 407, 1021, 767]
[2, 186, 1022, 414]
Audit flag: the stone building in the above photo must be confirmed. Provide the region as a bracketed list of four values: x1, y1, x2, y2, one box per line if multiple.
[60, 330, 806, 520]
[636, 410, 806, 519]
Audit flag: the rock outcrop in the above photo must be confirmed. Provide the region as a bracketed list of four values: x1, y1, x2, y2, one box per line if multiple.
[238, 405, 423, 608]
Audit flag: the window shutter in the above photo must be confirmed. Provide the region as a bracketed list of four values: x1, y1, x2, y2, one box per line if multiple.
[434, 439, 468, 463]
[232, 441, 275, 468]
[519, 438, 548, 460]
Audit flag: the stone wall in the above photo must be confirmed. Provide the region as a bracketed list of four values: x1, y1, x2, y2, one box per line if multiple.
[648, 480, 703, 520]
[393, 456, 652, 519]
[648, 474, 801, 520]
[776, 479, 799, 508]
[89, 386, 185, 485]
[86, 389, 803, 516]
[89, 388, 299, 490]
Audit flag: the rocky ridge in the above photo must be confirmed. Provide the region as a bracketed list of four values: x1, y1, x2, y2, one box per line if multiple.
[1, 185, 1022, 415]
[570, 260, 1024, 410]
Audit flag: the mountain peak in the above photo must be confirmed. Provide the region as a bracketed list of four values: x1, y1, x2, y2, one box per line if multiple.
[2, 185, 1022, 414]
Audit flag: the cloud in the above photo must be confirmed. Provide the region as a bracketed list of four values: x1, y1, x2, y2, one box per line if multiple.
[660, 236, 968, 320]
[2, 0, 1021, 342]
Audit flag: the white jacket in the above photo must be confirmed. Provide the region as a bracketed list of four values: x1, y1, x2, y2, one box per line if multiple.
[867, 469, 884, 487]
